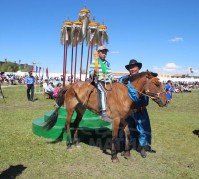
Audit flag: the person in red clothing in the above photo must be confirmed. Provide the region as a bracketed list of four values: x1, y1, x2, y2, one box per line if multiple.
[53, 82, 62, 98]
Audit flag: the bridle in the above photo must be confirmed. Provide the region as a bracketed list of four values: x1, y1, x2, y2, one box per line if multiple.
[145, 78, 165, 97]
[136, 77, 166, 100]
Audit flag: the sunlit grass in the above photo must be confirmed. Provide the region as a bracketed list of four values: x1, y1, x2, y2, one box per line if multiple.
[0, 85, 199, 178]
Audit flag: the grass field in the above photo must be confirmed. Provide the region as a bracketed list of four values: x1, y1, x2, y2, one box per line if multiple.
[0, 85, 199, 179]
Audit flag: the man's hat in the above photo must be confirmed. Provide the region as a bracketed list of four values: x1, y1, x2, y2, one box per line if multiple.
[125, 59, 142, 70]
[97, 45, 109, 52]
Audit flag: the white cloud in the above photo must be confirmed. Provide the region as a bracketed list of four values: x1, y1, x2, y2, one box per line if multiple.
[165, 63, 181, 69]
[169, 37, 184, 42]
[152, 63, 182, 74]
[152, 63, 199, 76]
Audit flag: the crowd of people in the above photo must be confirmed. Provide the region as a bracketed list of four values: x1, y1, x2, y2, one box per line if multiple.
[22, 71, 63, 102]
[163, 80, 198, 102]
[0, 72, 64, 86]
[0, 73, 24, 85]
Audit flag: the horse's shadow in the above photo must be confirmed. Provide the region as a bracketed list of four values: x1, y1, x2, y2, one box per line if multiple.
[0, 164, 27, 179]
[47, 127, 139, 155]
[193, 130, 199, 137]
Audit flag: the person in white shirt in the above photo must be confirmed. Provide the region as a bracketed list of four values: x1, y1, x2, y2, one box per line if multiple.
[43, 79, 54, 99]
[48, 81, 55, 92]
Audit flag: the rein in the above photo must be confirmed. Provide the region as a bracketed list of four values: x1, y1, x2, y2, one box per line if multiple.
[126, 77, 165, 100]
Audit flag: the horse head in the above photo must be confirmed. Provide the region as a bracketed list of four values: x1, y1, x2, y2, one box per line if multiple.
[144, 70, 167, 107]
[129, 70, 168, 107]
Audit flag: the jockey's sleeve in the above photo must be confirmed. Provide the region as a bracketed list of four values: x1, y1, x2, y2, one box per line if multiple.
[89, 62, 95, 79]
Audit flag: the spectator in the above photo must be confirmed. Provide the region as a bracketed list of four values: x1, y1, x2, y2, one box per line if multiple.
[43, 79, 54, 99]
[25, 71, 35, 102]
[165, 80, 174, 102]
[53, 82, 62, 98]
[49, 81, 55, 92]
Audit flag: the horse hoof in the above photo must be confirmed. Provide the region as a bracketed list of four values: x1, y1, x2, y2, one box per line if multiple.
[67, 145, 72, 152]
[76, 144, 81, 148]
[67, 148, 72, 152]
[140, 148, 147, 158]
[124, 152, 131, 159]
[112, 158, 119, 163]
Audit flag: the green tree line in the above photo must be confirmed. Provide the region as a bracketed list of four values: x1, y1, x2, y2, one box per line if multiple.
[0, 61, 31, 72]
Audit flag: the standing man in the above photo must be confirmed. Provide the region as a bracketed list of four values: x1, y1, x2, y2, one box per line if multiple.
[119, 59, 155, 158]
[89, 45, 113, 123]
[25, 71, 35, 102]
[165, 80, 174, 102]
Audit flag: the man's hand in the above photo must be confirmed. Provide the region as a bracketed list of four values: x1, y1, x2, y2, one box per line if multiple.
[94, 69, 98, 75]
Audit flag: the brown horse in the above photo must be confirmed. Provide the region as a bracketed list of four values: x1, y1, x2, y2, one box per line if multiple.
[43, 71, 167, 162]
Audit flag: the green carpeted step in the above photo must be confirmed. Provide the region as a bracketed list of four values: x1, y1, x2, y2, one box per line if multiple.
[32, 107, 112, 142]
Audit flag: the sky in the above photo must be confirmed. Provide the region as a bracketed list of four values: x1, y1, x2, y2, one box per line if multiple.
[0, 0, 199, 76]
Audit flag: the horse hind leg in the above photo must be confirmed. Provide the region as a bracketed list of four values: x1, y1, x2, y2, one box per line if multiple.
[65, 108, 74, 151]
[64, 87, 80, 151]
[65, 100, 79, 151]
[111, 118, 120, 163]
[73, 104, 86, 148]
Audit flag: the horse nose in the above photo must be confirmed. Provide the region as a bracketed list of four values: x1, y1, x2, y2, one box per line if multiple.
[164, 100, 169, 106]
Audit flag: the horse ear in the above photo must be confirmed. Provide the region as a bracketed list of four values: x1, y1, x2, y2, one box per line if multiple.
[146, 69, 149, 77]
[151, 72, 158, 77]
[146, 70, 153, 79]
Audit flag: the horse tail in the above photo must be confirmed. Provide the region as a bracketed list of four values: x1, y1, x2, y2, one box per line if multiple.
[43, 86, 69, 130]
[56, 87, 68, 107]
[43, 107, 59, 130]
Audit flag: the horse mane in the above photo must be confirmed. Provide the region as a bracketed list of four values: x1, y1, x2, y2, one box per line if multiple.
[129, 72, 147, 82]
[129, 71, 158, 82]
[122, 72, 146, 84]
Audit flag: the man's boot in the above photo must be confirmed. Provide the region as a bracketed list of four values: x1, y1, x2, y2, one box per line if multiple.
[140, 146, 147, 158]
[101, 111, 112, 123]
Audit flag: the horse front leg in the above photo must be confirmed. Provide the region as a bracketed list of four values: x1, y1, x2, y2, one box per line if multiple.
[123, 123, 131, 159]
[111, 118, 120, 162]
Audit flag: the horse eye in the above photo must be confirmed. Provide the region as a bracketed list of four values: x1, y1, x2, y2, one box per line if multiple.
[156, 83, 160, 87]
[153, 80, 160, 87]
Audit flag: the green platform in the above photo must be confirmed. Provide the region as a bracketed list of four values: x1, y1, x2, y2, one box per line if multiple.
[32, 107, 112, 142]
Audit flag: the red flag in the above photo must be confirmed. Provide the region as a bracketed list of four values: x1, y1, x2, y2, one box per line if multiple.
[31, 66, 34, 72]
[46, 67, 49, 79]
[38, 67, 41, 77]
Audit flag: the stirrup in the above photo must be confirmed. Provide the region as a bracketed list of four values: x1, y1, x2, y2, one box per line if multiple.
[101, 114, 112, 123]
